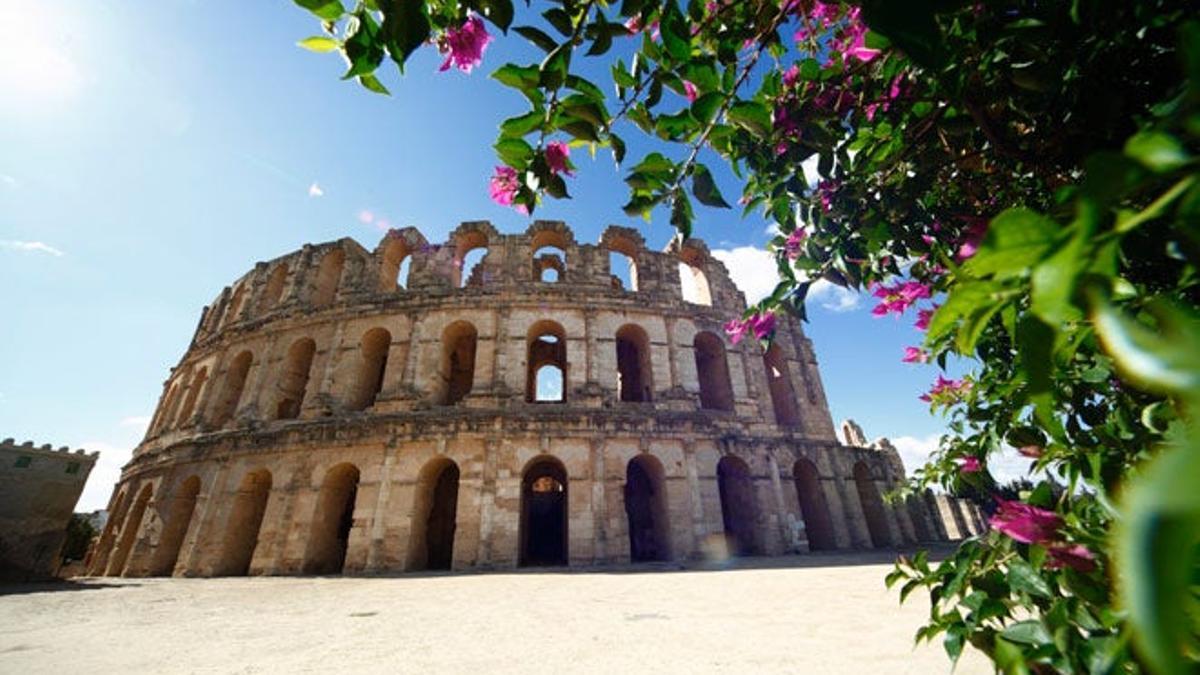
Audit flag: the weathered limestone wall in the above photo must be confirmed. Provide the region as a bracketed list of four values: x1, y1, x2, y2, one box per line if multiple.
[0, 439, 98, 580]
[91, 221, 968, 578]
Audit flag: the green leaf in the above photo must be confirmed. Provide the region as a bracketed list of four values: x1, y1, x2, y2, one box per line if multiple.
[691, 163, 730, 208]
[357, 73, 390, 94]
[727, 101, 771, 138]
[380, 0, 429, 72]
[670, 189, 694, 239]
[658, 0, 690, 62]
[294, 0, 344, 21]
[342, 10, 385, 79]
[1007, 560, 1053, 598]
[515, 25, 558, 53]
[469, 0, 514, 32]
[1124, 131, 1189, 173]
[493, 63, 541, 92]
[539, 45, 570, 90]
[542, 8, 573, 36]
[494, 138, 534, 168]
[608, 133, 626, 167]
[1092, 296, 1200, 396]
[297, 36, 339, 53]
[565, 74, 605, 102]
[499, 110, 544, 138]
[1000, 620, 1053, 646]
[927, 281, 1002, 344]
[689, 92, 723, 125]
[963, 208, 1061, 280]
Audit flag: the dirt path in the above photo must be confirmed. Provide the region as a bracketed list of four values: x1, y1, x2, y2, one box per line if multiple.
[0, 553, 990, 674]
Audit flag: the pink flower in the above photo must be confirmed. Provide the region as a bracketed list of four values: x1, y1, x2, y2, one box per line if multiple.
[989, 499, 1062, 545]
[724, 318, 750, 345]
[915, 305, 938, 331]
[783, 229, 807, 260]
[488, 166, 527, 214]
[955, 456, 982, 473]
[919, 375, 969, 403]
[838, 11, 880, 63]
[624, 16, 642, 33]
[956, 217, 989, 261]
[782, 64, 800, 88]
[815, 179, 840, 212]
[438, 15, 493, 74]
[1017, 445, 1044, 459]
[749, 312, 777, 340]
[682, 80, 698, 103]
[545, 141, 573, 176]
[871, 280, 932, 317]
[901, 346, 929, 364]
[1046, 544, 1096, 572]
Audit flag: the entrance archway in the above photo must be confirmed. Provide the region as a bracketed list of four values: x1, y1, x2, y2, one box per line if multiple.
[106, 483, 154, 576]
[408, 458, 460, 571]
[793, 459, 835, 551]
[853, 461, 892, 548]
[303, 463, 360, 574]
[624, 455, 671, 562]
[717, 456, 758, 556]
[216, 469, 272, 576]
[520, 457, 568, 567]
[149, 476, 201, 576]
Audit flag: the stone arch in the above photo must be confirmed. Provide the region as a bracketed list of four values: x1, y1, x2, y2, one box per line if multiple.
[153, 381, 182, 434]
[258, 263, 289, 313]
[452, 228, 491, 288]
[793, 459, 835, 551]
[148, 475, 201, 576]
[694, 331, 734, 411]
[175, 366, 209, 427]
[764, 343, 801, 427]
[527, 320, 567, 403]
[602, 228, 641, 291]
[312, 248, 345, 307]
[520, 455, 568, 567]
[215, 469, 272, 576]
[407, 457, 460, 571]
[88, 487, 130, 575]
[717, 455, 758, 556]
[223, 283, 248, 327]
[106, 482, 154, 576]
[303, 463, 361, 574]
[211, 350, 253, 428]
[853, 461, 892, 548]
[624, 454, 671, 562]
[349, 328, 391, 411]
[437, 321, 478, 406]
[529, 223, 571, 284]
[273, 338, 316, 420]
[678, 246, 712, 306]
[615, 324, 653, 402]
[379, 237, 412, 291]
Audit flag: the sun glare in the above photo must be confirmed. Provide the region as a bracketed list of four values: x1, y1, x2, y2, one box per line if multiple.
[0, 6, 83, 104]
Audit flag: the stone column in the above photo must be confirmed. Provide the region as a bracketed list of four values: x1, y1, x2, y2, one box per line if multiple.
[589, 439, 607, 563]
[682, 440, 708, 553]
[240, 332, 281, 423]
[307, 321, 348, 416]
[476, 438, 500, 567]
[366, 444, 397, 571]
[818, 477, 854, 549]
[665, 316, 680, 388]
[766, 452, 800, 554]
[181, 462, 229, 576]
[584, 308, 599, 385]
[838, 475, 874, 549]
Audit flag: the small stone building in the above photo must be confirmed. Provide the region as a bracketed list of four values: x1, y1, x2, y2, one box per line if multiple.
[88, 221, 982, 578]
[0, 439, 98, 580]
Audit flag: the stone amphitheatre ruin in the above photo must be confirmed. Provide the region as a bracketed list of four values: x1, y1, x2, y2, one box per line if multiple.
[86, 220, 983, 578]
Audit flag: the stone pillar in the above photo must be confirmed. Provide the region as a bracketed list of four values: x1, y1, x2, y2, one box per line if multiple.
[766, 452, 803, 553]
[180, 463, 229, 576]
[665, 316, 679, 389]
[933, 494, 965, 540]
[308, 321, 348, 416]
[366, 445, 397, 571]
[589, 439, 607, 563]
[838, 476, 874, 549]
[682, 440, 707, 551]
[584, 308, 599, 386]
[819, 477, 854, 549]
[476, 438, 500, 567]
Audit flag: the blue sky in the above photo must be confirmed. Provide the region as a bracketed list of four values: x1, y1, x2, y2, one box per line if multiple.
[0, 2, 960, 511]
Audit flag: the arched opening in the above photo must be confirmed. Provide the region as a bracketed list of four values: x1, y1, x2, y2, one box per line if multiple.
[520, 456, 568, 567]
[303, 463, 360, 574]
[764, 344, 801, 427]
[149, 476, 201, 576]
[437, 321, 478, 405]
[717, 456, 758, 556]
[349, 328, 391, 411]
[379, 238, 412, 291]
[527, 320, 567, 403]
[624, 455, 671, 562]
[616, 324, 654, 402]
[453, 230, 489, 288]
[605, 234, 640, 291]
[88, 488, 129, 575]
[223, 284, 247, 327]
[216, 469, 272, 576]
[533, 246, 566, 284]
[907, 496, 933, 542]
[678, 248, 712, 306]
[407, 458, 460, 571]
[312, 248, 345, 307]
[273, 338, 316, 420]
[258, 263, 289, 313]
[694, 332, 734, 411]
[211, 351, 253, 428]
[175, 367, 209, 427]
[152, 382, 182, 434]
[793, 459, 835, 551]
[106, 483, 154, 576]
[853, 461, 892, 548]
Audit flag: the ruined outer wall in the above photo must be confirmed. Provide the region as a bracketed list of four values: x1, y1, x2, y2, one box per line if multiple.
[91, 221, 960, 578]
[0, 439, 98, 580]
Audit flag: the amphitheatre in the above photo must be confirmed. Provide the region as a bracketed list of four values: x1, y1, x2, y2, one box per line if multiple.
[84, 220, 981, 579]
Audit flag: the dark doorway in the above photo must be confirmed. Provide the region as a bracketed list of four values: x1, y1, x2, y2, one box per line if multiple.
[853, 462, 892, 548]
[717, 456, 758, 556]
[216, 469, 272, 576]
[303, 463, 360, 574]
[793, 459, 835, 551]
[409, 458, 460, 571]
[624, 455, 671, 562]
[520, 457, 568, 567]
[149, 476, 201, 576]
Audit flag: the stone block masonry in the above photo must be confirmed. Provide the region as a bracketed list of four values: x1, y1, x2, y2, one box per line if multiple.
[88, 220, 974, 578]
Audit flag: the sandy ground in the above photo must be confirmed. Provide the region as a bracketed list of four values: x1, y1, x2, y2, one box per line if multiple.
[0, 550, 990, 674]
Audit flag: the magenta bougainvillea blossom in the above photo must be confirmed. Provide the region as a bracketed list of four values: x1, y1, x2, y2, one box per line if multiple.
[488, 166, 527, 214]
[871, 280, 932, 317]
[1046, 544, 1097, 572]
[682, 80, 698, 103]
[438, 15, 492, 73]
[919, 374, 970, 403]
[724, 311, 777, 345]
[544, 141, 572, 176]
[915, 306, 937, 331]
[956, 217, 989, 261]
[955, 456, 982, 473]
[783, 228, 806, 260]
[989, 499, 1063, 545]
[902, 346, 929, 364]
[815, 179, 840, 212]
[723, 317, 750, 344]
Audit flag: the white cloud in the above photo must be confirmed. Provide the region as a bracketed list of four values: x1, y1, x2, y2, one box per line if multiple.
[712, 245, 862, 312]
[75, 440, 134, 512]
[890, 434, 1041, 488]
[891, 434, 943, 476]
[308, 181, 324, 197]
[0, 174, 17, 189]
[0, 240, 64, 256]
[118, 416, 152, 433]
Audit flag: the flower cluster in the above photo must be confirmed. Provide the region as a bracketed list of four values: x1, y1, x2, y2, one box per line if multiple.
[544, 141, 572, 176]
[783, 228, 806, 261]
[954, 456, 982, 473]
[724, 311, 777, 345]
[919, 374, 970, 404]
[438, 15, 492, 74]
[901, 346, 929, 364]
[871, 280, 932, 317]
[815, 179, 840, 212]
[488, 166, 527, 214]
[989, 499, 1096, 572]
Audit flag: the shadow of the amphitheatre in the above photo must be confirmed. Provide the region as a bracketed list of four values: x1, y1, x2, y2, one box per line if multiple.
[0, 579, 140, 597]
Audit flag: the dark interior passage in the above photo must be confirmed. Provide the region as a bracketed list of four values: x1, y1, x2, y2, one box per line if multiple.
[520, 458, 568, 567]
[303, 463, 360, 574]
[624, 455, 671, 562]
[717, 456, 759, 556]
[793, 459, 835, 551]
[216, 469, 272, 576]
